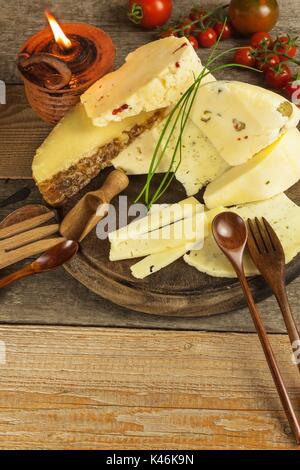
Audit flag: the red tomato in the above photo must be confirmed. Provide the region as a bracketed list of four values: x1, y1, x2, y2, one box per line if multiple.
[188, 35, 199, 49]
[179, 18, 195, 35]
[198, 28, 217, 48]
[234, 47, 256, 67]
[274, 36, 298, 61]
[250, 31, 273, 49]
[128, 0, 173, 29]
[214, 22, 234, 41]
[264, 64, 292, 90]
[255, 53, 280, 72]
[189, 8, 208, 23]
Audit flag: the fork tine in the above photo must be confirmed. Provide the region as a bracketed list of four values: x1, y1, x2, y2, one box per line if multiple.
[247, 218, 262, 254]
[248, 218, 267, 254]
[255, 217, 274, 253]
[262, 217, 285, 258]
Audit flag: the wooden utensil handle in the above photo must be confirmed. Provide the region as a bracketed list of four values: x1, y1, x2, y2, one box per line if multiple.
[0, 264, 35, 289]
[239, 272, 300, 444]
[274, 284, 300, 373]
[96, 170, 129, 204]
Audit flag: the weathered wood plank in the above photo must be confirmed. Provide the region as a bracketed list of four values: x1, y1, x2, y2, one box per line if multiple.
[0, 326, 299, 449]
[1, 0, 299, 84]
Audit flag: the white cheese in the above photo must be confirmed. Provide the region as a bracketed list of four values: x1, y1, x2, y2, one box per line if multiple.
[190, 80, 300, 166]
[81, 37, 214, 127]
[204, 128, 300, 209]
[185, 194, 300, 277]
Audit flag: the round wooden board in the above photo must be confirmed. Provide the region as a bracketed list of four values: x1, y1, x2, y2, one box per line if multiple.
[64, 169, 300, 317]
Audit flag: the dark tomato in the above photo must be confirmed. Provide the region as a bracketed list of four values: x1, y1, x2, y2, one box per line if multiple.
[264, 64, 292, 90]
[255, 53, 280, 72]
[250, 31, 273, 49]
[188, 35, 199, 49]
[234, 47, 256, 67]
[229, 0, 279, 36]
[128, 0, 173, 30]
[274, 36, 297, 61]
[214, 22, 234, 41]
[197, 28, 217, 48]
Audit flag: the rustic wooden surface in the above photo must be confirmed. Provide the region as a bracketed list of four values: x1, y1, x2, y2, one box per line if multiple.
[0, 326, 299, 450]
[0, 0, 300, 450]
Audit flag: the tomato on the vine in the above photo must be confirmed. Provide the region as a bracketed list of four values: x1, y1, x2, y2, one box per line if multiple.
[128, 0, 173, 30]
[250, 32, 273, 50]
[234, 47, 256, 67]
[264, 64, 292, 90]
[188, 35, 199, 49]
[214, 22, 234, 41]
[274, 36, 298, 61]
[189, 8, 208, 23]
[198, 28, 217, 48]
[255, 53, 280, 72]
[178, 18, 195, 35]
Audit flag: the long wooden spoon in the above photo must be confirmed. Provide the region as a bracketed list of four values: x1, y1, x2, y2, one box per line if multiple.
[60, 169, 129, 242]
[0, 240, 78, 289]
[212, 211, 300, 445]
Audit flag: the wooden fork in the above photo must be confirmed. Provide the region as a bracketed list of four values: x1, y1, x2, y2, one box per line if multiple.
[247, 217, 300, 373]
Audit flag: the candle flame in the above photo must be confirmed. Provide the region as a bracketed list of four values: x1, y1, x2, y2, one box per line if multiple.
[45, 9, 72, 51]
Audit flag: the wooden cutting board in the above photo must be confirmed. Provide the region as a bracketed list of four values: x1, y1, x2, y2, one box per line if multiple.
[63, 169, 300, 317]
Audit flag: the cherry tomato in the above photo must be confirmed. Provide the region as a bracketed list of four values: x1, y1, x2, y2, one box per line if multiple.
[274, 36, 298, 61]
[284, 78, 300, 103]
[214, 22, 234, 41]
[264, 64, 292, 90]
[255, 53, 280, 72]
[128, 0, 173, 30]
[188, 35, 199, 49]
[234, 47, 256, 67]
[179, 18, 195, 35]
[229, 0, 279, 36]
[198, 28, 217, 48]
[250, 32, 273, 50]
[190, 8, 208, 23]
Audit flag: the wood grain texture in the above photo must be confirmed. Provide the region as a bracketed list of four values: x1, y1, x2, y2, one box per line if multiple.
[0, 326, 299, 449]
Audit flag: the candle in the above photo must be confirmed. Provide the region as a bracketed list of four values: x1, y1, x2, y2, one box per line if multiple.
[17, 10, 115, 124]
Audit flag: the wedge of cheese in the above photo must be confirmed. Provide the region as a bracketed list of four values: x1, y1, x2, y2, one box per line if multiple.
[109, 196, 201, 242]
[81, 37, 213, 127]
[185, 194, 300, 278]
[204, 128, 300, 209]
[32, 104, 162, 206]
[190, 81, 300, 166]
[112, 113, 229, 196]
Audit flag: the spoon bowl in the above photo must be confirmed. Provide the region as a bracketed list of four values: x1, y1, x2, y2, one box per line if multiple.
[213, 212, 248, 254]
[33, 240, 79, 272]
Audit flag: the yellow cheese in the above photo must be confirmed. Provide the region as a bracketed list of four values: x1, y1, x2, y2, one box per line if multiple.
[185, 194, 300, 277]
[204, 128, 300, 208]
[81, 37, 213, 127]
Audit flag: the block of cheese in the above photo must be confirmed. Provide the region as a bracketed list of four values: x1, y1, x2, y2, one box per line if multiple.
[204, 128, 300, 209]
[190, 80, 300, 166]
[109, 196, 201, 241]
[112, 114, 229, 196]
[81, 37, 213, 127]
[32, 104, 162, 206]
[185, 194, 300, 278]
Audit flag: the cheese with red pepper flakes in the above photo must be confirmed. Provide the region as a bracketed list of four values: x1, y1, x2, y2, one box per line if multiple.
[81, 37, 214, 127]
[190, 80, 300, 166]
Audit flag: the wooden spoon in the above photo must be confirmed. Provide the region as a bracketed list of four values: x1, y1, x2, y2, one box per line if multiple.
[60, 169, 129, 242]
[0, 240, 78, 289]
[212, 211, 300, 445]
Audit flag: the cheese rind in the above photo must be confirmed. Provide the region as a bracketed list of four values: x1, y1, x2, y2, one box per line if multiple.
[190, 81, 300, 166]
[204, 128, 300, 209]
[185, 194, 300, 277]
[81, 37, 213, 127]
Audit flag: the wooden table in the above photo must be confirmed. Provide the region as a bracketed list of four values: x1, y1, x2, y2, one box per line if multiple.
[0, 0, 299, 450]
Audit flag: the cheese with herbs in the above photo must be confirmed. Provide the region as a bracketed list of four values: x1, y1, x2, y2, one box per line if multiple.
[81, 37, 214, 127]
[185, 194, 300, 277]
[190, 81, 300, 166]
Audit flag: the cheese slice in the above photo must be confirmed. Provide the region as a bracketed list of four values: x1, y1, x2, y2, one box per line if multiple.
[185, 194, 300, 278]
[109, 196, 201, 242]
[190, 80, 300, 166]
[81, 37, 213, 127]
[32, 104, 161, 206]
[112, 114, 229, 196]
[204, 128, 300, 209]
